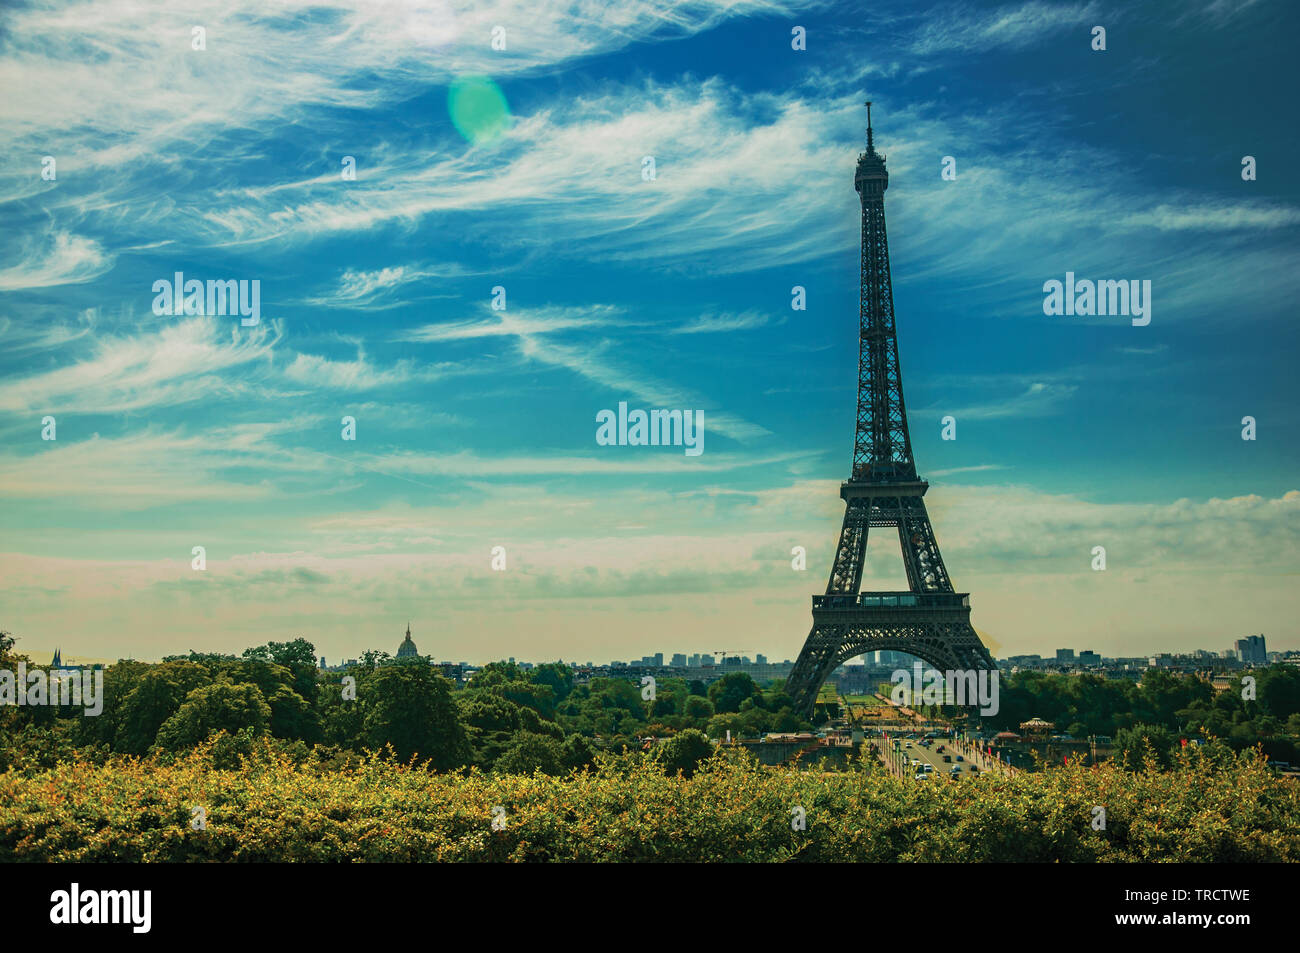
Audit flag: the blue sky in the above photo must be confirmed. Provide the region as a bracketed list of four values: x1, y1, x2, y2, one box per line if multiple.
[1, 0, 1297, 665]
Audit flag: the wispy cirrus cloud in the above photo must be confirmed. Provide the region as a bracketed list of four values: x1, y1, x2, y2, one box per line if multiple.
[928, 463, 1010, 478]
[282, 351, 457, 390]
[177, 78, 857, 273]
[396, 304, 627, 343]
[304, 264, 473, 310]
[515, 332, 772, 443]
[907, 1, 1103, 55]
[0, 425, 286, 505]
[1118, 201, 1300, 231]
[0, 308, 98, 352]
[927, 381, 1079, 421]
[670, 311, 775, 334]
[0, 316, 282, 414]
[0, 231, 113, 290]
[0, 0, 819, 179]
[397, 302, 772, 442]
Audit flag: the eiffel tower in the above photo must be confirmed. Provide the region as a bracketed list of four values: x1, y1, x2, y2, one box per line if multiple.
[785, 103, 995, 717]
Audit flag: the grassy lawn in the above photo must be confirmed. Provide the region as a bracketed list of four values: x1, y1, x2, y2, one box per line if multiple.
[843, 694, 885, 706]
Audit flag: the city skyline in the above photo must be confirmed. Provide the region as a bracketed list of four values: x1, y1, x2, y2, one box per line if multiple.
[20, 626, 1288, 670]
[2, 0, 1298, 665]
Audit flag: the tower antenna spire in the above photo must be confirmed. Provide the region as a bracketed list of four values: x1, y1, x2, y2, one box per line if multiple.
[865, 99, 873, 151]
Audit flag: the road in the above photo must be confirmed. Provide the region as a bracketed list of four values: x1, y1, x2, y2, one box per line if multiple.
[843, 690, 1017, 781]
[869, 728, 987, 782]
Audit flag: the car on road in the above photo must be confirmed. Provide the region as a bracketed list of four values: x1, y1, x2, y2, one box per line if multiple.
[950, 765, 962, 776]
[936, 745, 945, 753]
[905, 742, 913, 749]
[955, 755, 963, 762]
[915, 772, 930, 781]
[942, 754, 951, 762]
[969, 764, 979, 774]
[922, 763, 934, 773]
[910, 759, 920, 767]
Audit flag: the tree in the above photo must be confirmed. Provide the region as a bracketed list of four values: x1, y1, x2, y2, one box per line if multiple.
[706, 712, 744, 740]
[659, 729, 713, 777]
[361, 665, 469, 768]
[458, 694, 523, 733]
[651, 692, 680, 718]
[683, 695, 715, 721]
[117, 662, 212, 754]
[708, 672, 758, 714]
[256, 638, 321, 705]
[154, 682, 271, 750]
[266, 685, 320, 742]
[1114, 722, 1176, 770]
[468, 661, 527, 689]
[0, 630, 18, 664]
[1258, 666, 1300, 719]
[74, 660, 150, 748]
[770, 708, 802, 732]
[496, 732, 565, 776]
[359, 649, 390, 669]
[0, 631, 24, 739]
[560, 733, 596, 771]
[531, 662, 574, 702]
[497, 679, 557, 719]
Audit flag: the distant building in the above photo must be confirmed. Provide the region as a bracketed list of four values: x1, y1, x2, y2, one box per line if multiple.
[396, 623, 419, 658]
[319, 656, 327, 669]
[1235, 634, 1267, 665]
[671, 653, 687, 668]
[1007, 654, 1043, 668]
[756, 653, 767, 665]
[1055, 648, 1075, 663]
[1077, 650, 1100, 666]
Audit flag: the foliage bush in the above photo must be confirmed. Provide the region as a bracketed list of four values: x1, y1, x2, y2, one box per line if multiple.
[1, 735, 1295, 863]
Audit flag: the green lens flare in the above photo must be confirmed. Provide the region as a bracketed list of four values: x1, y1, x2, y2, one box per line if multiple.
[448, 76, 511, 145]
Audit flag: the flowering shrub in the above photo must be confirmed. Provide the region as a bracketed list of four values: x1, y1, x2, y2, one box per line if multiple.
[0, 736, 1294, 862]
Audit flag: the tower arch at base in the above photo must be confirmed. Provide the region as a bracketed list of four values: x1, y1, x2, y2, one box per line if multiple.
[786, 622, 995, 718]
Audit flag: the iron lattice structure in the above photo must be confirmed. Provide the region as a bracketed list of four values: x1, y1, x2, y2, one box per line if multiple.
[785, 104, 995, 717]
